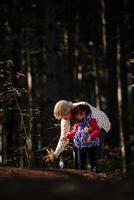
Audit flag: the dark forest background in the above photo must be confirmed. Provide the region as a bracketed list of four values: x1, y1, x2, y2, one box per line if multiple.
[0, 0, 134, 173]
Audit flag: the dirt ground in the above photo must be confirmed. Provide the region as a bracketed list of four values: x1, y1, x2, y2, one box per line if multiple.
[0, 167, 133, 200]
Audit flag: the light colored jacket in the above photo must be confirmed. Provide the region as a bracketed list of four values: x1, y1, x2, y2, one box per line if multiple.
[54, 101, 111, 157]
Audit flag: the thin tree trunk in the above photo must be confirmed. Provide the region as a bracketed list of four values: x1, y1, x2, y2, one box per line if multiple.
[93, 61, 100, 109]
[100, 0, 107, 56]
[117, 30, 126, 174]
[105, 0, 119, 146]
[92, 0, 101, 109]
[26, 28, 33, 135]
[0, 115, 3, 164]
[2, 124, 7, 166]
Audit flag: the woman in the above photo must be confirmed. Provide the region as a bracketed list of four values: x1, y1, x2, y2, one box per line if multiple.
[44, 100, 111, 165]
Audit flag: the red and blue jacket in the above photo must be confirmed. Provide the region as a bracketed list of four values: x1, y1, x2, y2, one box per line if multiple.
[67, 114, 101, 149]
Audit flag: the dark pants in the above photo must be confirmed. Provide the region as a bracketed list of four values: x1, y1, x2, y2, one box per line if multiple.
[73, 146, 99, 170]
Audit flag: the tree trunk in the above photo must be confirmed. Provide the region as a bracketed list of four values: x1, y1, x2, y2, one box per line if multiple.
[117, 31, 126, 173]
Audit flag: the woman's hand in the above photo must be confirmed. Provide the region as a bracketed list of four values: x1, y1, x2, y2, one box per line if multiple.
[43, 150, 56, 162]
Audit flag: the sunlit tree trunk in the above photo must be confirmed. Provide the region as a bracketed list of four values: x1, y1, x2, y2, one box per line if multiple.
[26, 29, 33, 138]
[19, 28, 33, 167]
[92, 61, 100, 108]
[100, 0, 108, 87]
[24, 28, 33, 167]
[100, 0, 107, 56]
[73, 13, 81, 99]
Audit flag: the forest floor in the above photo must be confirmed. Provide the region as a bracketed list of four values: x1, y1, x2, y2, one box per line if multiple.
[0, 167, 133, 200]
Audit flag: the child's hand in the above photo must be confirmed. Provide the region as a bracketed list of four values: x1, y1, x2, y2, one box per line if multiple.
[87, 135, 93, 143]
[84, 126, 89, 132]
[84, 125, 93, 133]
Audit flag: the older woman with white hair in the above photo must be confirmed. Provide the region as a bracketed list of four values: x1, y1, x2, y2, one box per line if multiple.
[44, 100, 111, 166]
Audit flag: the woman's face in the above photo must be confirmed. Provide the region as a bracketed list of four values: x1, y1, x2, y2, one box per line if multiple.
[62, 112, 71, 120]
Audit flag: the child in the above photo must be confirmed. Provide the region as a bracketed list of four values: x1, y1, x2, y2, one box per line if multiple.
[67, 104, 101, 171]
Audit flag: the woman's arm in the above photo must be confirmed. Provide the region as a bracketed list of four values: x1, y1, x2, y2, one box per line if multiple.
[54, 119, 71, 158]
[89, 104, 111, 132]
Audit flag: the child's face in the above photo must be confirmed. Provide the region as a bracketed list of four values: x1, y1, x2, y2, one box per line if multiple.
[75, 111, 86, 121]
